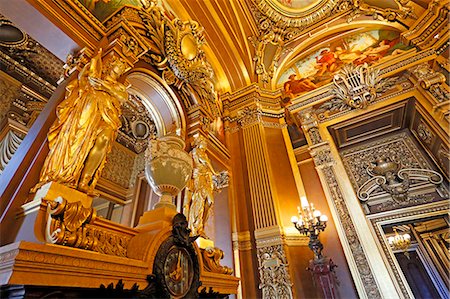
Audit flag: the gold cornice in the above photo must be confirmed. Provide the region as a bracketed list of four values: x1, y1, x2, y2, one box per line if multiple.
[28, 0, 104, 49]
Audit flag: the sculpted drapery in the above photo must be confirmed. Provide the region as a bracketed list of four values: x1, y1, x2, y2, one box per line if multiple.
[184, 135, 218, 237]
[38, 49, 128, 194]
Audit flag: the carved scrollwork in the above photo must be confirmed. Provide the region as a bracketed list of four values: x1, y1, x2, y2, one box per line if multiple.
[139, 6, 219, 117]
[202, 247, 233, 275]
[46, 197, 132, 257]
[46, 197, 96, 249]
[357, 157, 444, 204]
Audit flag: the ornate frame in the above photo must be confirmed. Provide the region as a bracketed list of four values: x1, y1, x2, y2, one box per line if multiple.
[367, 201, 449, 299]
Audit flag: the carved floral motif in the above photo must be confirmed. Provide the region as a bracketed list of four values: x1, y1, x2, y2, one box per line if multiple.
[257, 244, 293, 299]
[417, 122, 434, 145]
[46, 197, 132, 257]
[237, 106, 262, 128]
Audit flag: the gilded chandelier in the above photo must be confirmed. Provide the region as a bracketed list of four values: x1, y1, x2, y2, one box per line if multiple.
[291, 196, 328, 260]
[388, 228, 411, 255]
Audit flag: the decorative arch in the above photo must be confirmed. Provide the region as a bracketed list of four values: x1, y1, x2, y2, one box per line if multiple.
[127, 69, 187, 139]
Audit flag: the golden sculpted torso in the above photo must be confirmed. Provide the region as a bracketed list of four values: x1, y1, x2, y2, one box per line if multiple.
[38, 49, 128, 194]
[184, 135, 217, 237]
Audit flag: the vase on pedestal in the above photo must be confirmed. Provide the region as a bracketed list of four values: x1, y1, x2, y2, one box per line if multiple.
[144, 134, 193, 209]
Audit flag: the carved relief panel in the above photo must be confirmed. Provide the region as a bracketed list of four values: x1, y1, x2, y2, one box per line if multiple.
[341, 131, 448, 214]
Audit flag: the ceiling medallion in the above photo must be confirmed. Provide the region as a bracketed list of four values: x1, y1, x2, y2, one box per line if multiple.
[0, 18, 28, 48]
[255, 0, 341, 28]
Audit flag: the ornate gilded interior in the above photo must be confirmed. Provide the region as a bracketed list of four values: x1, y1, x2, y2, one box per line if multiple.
[0, 0, 448, 298]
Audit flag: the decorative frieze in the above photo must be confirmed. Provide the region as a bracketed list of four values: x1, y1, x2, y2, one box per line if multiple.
[318, 162, 382, 299]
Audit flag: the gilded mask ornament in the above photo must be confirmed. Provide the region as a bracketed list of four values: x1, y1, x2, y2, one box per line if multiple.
[36, 49, 129, 194]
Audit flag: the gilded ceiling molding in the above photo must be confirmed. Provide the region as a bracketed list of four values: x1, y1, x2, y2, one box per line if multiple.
[249, 0, 346, 83]
[254, 0, 341, 29]
[249, 0, 418, 84]
[401, 0, 448, 49]
[347, 0, 418, 22]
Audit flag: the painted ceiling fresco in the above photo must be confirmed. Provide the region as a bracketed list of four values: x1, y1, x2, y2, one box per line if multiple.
[79, 0, 142, 21]
[279, 29, 412, 97]
[276, 0, 322, 10]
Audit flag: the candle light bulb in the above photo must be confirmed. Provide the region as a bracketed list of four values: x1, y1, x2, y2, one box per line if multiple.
[300, 196, 309, 208]
[313, 210, 322, 218]
[388, 236, 395, 245]
[403, 233, 411, 240]
[291, 216, 299, 224]
[319, 215, 328, 222]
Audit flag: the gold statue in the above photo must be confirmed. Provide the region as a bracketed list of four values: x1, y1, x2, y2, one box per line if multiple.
[184, 135, 218, 237]
[38, 49, 128, 194]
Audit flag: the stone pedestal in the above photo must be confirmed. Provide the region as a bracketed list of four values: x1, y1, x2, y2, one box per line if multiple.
[14, 182, 93, 244]
[308, 257, 339, 299]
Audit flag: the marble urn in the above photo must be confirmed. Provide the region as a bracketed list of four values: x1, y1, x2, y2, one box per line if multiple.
[144, 134, 193, 209]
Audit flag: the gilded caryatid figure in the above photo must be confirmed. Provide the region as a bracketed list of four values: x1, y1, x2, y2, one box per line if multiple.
[37, 49, 129, 194]
[184, 135, 218, 237]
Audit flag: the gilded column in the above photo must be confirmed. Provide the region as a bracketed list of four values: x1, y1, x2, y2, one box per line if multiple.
[236, 105, 293, 299]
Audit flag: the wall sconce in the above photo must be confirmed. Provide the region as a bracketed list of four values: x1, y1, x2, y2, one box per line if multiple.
[292, 196, 338, 299]
[388, 228, 411, 258]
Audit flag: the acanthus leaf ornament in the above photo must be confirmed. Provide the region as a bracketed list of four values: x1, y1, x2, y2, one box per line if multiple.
[257, 244, 293, 299]
[139, 6, 220, 118]
[201, 247, 233, 275]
